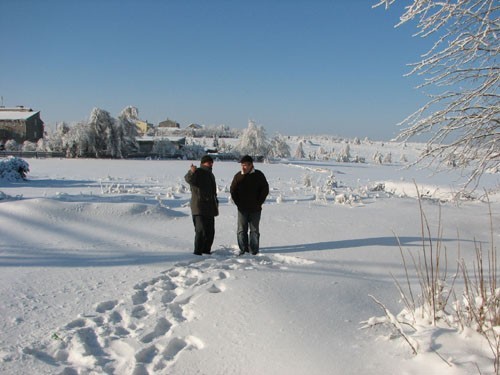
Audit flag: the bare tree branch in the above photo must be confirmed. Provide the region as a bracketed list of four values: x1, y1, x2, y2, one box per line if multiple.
[375, 0, 499, 191]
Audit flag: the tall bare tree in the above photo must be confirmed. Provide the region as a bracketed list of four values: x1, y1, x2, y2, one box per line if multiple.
[375, 0, 499, 189]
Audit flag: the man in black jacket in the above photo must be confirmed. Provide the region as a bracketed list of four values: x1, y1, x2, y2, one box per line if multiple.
[230, 155, 269, 255]
[185, 155, 219, 255]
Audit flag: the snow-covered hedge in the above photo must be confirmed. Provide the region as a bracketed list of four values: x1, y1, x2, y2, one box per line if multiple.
[0, 157, 30, 181]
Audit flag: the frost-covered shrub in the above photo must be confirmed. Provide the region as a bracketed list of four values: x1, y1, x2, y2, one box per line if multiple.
[325, 173, 337, 191]
[302, 173, 312, 188]
[180, 144, 206, 160]
[294, 142, 305, 159]
[22, 141, 37, 152]
[337, 144, 351, 162]
[353, 155, 366, 163]
[269, 135, 291, 159]
[0, 156, 30, 181]
[236, 120, 271, 157]
[314, 187, 327, 203]
[5, 139, 19, 151]
[373, 151, 383, 164]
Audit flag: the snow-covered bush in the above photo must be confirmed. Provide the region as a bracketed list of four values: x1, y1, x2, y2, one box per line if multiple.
[4, 139, 19, 151]
[324, 173, 337, 191]
[353, 155, 365, 163]
[0, 156, 29, 181]
[373, 151, 383, 164]
[337, 144, 351, 162]
[294, 142, 305, 159]
[22, 141, 37, 152]
[303, 173, 312, 188]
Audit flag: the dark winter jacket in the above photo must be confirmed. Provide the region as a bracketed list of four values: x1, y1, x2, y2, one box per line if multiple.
[230, 168, 269, 212]
[185, 166, 219, 217]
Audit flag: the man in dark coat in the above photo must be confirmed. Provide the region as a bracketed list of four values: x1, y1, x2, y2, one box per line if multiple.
[230, 155, 269, 255]
[185, 155, 219, 255]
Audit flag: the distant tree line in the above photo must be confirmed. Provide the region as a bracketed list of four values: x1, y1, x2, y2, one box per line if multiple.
[3, 107, 140, 158]
[1, 109, 292, 160]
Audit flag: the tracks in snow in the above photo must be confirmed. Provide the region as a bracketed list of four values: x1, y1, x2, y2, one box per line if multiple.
[21, 248, 313, 375]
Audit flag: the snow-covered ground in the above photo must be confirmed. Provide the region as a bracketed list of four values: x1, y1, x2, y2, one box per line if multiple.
[0, 138, 498, 375]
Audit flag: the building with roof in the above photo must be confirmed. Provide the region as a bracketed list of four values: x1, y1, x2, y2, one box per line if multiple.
[0, 106, 45, 143]
[158, 119, 180, 128]
[135, 136, 186, 157]
[135, 120, 153, 136]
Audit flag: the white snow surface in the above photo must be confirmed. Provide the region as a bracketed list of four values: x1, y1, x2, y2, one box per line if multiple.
[0, 140, 499, 375]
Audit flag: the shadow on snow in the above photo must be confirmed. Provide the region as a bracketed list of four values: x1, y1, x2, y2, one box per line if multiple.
[262, 236, 462, 254]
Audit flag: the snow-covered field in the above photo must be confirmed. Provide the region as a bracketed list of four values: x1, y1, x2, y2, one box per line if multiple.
[0, 138, 498, 375]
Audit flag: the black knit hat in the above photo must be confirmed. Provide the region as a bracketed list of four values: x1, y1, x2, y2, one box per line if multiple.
[239, 155, 253, 163]
[200, 155, 214, 164]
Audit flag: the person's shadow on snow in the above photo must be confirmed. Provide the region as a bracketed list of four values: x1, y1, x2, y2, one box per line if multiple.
[262, 236, 464, 254]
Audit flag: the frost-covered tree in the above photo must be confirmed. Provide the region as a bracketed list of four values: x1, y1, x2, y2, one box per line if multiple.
[106, 120, 122, 158]
[269, 134, 291, 159]
[236, 120, 271, 157]
[218, 139, 232, 153]
[180, 144, 205, 160]
[294, 142, 305, 159]
[373, 151, 383, 164]
[152, 138, 176, 157]
[337, 144, 351, 162]
[375, 0, 499, 188]
[117, 106, 140, 157]
[88, 108, 116, 158]
[44, 122, 70, 152]
[63, 121, 90, 158]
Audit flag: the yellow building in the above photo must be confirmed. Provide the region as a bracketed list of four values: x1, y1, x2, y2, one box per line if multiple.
[135, 120, 150, 135]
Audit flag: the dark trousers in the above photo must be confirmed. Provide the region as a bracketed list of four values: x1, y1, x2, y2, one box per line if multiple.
[192, 215, 215, 255]
[237, 210, 261, 254]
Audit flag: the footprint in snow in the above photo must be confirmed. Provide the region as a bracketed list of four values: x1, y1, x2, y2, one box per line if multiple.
[140, 317, 172, 344]
[207, 283, 225, 293]
[95, 299, 118, 313]
[22, 246, 313, 374]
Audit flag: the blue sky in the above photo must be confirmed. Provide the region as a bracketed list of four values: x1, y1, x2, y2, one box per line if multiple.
[0, 0, 430, 140]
